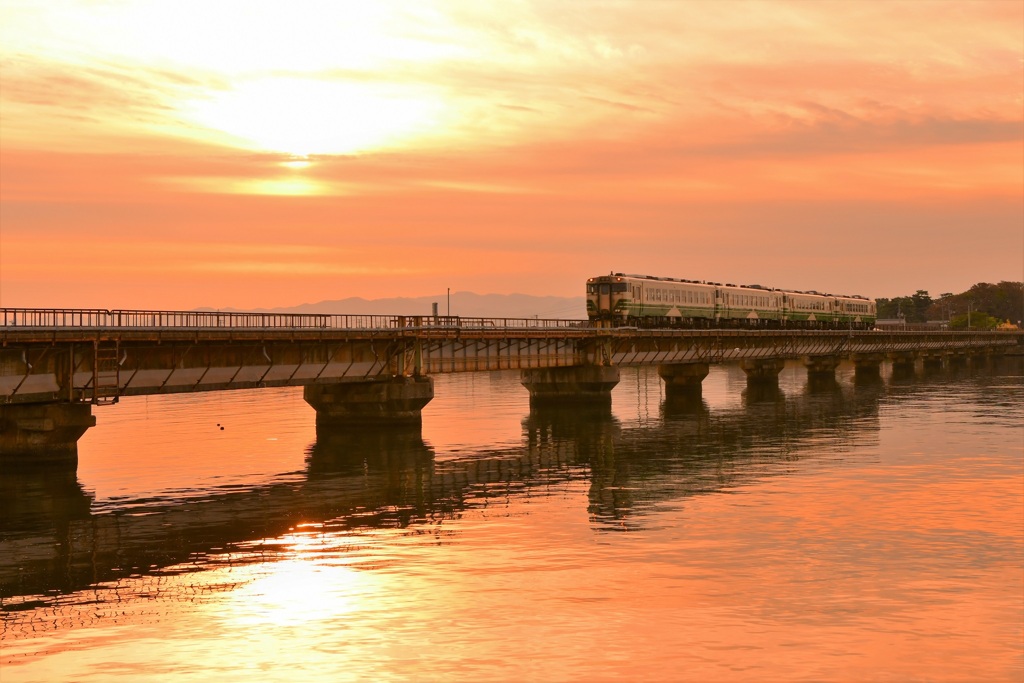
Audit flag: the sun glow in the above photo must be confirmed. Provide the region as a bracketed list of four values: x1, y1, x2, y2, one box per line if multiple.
[186, 78, 445, 156]
[228, 557, 362, 627]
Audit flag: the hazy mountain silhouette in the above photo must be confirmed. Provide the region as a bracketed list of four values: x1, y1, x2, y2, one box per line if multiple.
[212, 292, 587, 320]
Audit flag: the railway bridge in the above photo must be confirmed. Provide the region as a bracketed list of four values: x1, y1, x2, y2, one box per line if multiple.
[2, 308, 1020, 461]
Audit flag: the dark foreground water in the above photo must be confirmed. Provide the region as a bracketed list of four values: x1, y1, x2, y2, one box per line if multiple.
[1, 360, 1022, 682]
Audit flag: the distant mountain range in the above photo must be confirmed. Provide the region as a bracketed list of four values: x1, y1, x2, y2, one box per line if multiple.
[209, 292, 587, 320]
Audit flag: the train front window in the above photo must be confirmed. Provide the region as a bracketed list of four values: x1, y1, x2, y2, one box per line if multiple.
[600, 284, 610, 294]
[587, 284, 596, 294]
[611, 283, 628, 292]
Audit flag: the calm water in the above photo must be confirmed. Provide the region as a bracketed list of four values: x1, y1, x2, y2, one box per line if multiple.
[1, 360, 1022, 682]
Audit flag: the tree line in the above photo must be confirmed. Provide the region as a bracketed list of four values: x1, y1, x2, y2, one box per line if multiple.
[875, 281, 1023, 330]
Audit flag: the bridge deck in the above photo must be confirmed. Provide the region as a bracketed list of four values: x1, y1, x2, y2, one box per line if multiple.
[2, 308, 1021, 405]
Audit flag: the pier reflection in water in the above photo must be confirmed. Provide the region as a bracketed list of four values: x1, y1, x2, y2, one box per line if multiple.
[1, 361, 1021, 682]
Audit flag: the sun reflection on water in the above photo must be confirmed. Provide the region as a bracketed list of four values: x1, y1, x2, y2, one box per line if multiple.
[224, 534, 371, 628]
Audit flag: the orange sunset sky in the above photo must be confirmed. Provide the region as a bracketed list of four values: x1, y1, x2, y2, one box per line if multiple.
[1, 0, 1021, 311]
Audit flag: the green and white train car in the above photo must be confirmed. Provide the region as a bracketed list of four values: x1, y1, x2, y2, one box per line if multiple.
[586, 273, 876, 329]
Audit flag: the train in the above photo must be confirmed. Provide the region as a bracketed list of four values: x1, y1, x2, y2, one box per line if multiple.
[586, 273, 877, 329]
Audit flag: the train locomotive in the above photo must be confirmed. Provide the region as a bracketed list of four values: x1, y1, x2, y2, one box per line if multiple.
[586, 273, 876, 329]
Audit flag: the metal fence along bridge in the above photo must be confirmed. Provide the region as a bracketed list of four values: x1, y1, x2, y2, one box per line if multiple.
[2, 307, 1021, 463]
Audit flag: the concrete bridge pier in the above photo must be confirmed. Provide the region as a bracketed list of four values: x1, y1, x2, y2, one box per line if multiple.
[889, 352, 917, 380]
[804, 355, 840, 376]
[0, 402, 96, 464]
[968, 350, 999, 371]
[921, 352, 947, 373]
[740, 358, 786, 384]
[852, 353, 885, 380]
[947, 351, 969, 370]
[657, 363, 709, 400]
[304, 376, 434, 426]
[803, 356, 841, 391]
[521, 366, 620, 404]
[739, 359, 785, 404]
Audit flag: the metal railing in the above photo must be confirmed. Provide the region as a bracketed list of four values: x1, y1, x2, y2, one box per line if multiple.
[0, 308, 593, 331]
[2, 308, 1020, 338]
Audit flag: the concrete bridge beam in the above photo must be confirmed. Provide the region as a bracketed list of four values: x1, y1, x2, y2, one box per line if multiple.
[0, 402, 95, 464]
[304, 376, 434, 426]
[740, 358, 785, 384]
[521, 366, 620, 404]
[657, 363, 710, 399]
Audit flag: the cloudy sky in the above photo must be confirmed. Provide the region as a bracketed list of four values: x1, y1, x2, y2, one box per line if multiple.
[1, 0, 1021, 310]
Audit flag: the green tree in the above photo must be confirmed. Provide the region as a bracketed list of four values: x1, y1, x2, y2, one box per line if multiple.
[875, 297, 898, 320]
[925, 282, 1023, 326]
[948, 311, 999, 330]
[910, 290, 932, 323]
[876, 291, 932, 322]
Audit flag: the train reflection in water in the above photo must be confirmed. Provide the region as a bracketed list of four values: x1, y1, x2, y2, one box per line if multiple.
[0, 372, 896, 607]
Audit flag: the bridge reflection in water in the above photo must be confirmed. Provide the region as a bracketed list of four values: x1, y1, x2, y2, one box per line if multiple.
[0, 371, 887, 606]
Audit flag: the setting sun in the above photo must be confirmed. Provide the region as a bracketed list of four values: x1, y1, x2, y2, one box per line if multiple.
[186, 78, 445, 156]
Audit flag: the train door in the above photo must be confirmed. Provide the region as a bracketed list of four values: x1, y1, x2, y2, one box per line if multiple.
[597, 282, 612, 316]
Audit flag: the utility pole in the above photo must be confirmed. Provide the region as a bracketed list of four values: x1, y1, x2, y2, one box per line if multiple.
[447, 288, 450, 317]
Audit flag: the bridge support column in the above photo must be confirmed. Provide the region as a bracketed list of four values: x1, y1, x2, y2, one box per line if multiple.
[804, 356, 840, 376]
[968, 350, 997, 370]
[304, 376, 434, 426]
[657, 363, 709, 400]
[921, 352, 947, 373]
[889, 352, 917, 380]
[947, 351, 969, 368]
[852, 353, 884, 379]
[521, 366, 620, 404]
[0, 402, 96, 464]
[740, 358, 785, 384]
[803, 356, 840, 391]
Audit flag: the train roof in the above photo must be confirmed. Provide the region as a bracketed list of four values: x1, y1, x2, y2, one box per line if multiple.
[592, 273, 873, 301]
